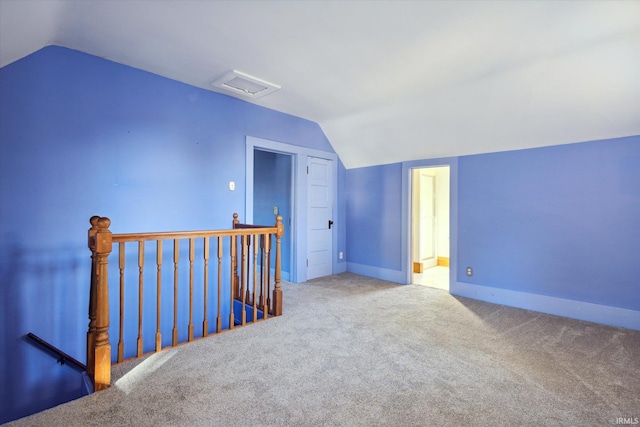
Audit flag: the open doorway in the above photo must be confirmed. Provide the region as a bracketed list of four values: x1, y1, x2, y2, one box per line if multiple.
[411, 166, 450, 290]
[253, 149, 293, 281]
[246, 136, 340, 283]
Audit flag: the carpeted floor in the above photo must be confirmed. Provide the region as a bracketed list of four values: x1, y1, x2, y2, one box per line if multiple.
[8, 273, 640, 426]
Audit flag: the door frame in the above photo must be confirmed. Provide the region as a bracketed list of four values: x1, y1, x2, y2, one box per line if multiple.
[245, 136, 339, 283]
[402, 158, 459, 290]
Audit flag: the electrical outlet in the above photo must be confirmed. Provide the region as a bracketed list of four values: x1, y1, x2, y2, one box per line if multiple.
[466, 266, 473, 277]
[339, 252, 344, 260]
[273, 206, 278, 215]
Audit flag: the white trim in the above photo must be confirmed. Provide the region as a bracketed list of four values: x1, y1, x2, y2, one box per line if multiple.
[246, 136, 339, 283]
[402, 157, 459, 286]
[451, 281, 640, 331]
[335, 262, 347, 275]
[346, 262, 405, 284]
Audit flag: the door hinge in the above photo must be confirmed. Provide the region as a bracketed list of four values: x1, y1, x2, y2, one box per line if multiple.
[307, 166, 309, 174]
[306, 259, 308, 266]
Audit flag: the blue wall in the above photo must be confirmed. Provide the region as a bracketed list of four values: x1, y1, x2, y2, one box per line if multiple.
[0, 46, 338, 423]
[346, 163, 403, 271]
[457, 137, 640, 312]
[345, 136, 640, 329]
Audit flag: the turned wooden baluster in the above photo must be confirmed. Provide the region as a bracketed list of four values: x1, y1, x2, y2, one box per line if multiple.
[259, 235, 265, 312]
[93, 217, 113, 391]
[246, 235, 253, 306]
[216, 237, 223, 333]
[264, 234, 271, 312]
[272, 215, 284, 316]
[87, 216, 100, 380]
[188, 238, 195, 341]
[156, 240, 163, 352]
[232, 213, 240, 298]
[240, 234, 248, 326]
[172, 239, 179, 346]
[137, 241, 144, 357]
[252, 234, 259, 322]
[203, 237, 210, 337]
[117, 242, 125, 362]
[229, 234, 236, 329]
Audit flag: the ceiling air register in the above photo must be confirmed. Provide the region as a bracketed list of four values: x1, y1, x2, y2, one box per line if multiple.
[212, 70, 281, 99]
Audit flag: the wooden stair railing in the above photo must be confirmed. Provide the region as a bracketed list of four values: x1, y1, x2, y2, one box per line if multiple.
[87, 213, 284, 392]
[232, 213, 284, 321]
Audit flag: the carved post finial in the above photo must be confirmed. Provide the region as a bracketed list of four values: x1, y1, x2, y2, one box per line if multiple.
[97, 216, 111, 230]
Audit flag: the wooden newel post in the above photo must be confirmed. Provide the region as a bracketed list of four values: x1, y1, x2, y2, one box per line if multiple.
[93, 217, 113, 391]
[272, 215, 284, 316]
[87, 216, 100, 379]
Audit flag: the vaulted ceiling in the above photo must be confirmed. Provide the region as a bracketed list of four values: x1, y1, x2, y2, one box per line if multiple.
[1, 0, 638, 168]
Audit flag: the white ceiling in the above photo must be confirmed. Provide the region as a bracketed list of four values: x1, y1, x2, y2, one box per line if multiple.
[1, 0, 638, 169]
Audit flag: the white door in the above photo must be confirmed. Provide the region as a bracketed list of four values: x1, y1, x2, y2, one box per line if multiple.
[307, 157, 333, 280]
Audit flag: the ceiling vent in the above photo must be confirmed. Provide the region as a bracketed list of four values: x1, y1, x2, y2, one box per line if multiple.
[212, 70, 281, 99]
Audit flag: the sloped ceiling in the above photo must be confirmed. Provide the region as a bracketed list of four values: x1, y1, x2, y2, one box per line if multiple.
[1, 0, 638, 168]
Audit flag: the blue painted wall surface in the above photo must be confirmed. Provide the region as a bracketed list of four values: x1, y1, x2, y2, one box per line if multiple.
[345, 163, 403, 270]
[345, 136, 640, 325]
[458, 136, 640, 311]
[0, 46, 337, 423]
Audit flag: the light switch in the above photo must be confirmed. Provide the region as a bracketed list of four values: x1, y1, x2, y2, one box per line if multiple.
[229, 181, 235, 191]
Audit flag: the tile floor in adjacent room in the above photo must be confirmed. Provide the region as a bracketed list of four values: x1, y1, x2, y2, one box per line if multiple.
[413, 266, 449, 291]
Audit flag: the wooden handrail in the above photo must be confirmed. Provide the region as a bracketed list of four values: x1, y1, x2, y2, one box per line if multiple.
[111, 227, 278, 243]
[86, 213, 283, 392]
[233, 223, 273, 229]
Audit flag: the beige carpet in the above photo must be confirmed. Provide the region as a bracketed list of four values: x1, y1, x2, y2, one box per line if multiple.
[8, 273, 640, 426]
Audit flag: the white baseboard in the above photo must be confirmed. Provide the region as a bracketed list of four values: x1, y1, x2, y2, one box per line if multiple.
[334, 262, 347, 275]
[451, 281, 640, 331]
[346, 262, 405, 284]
